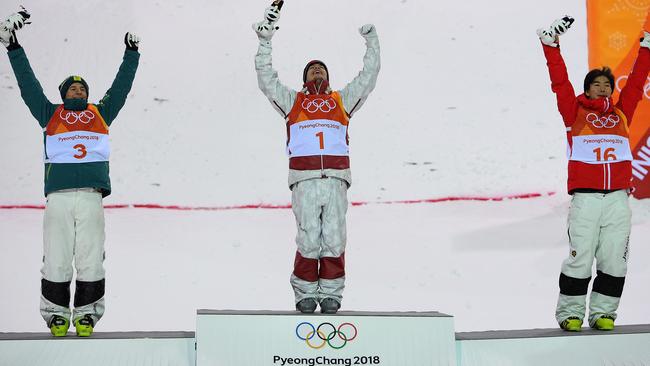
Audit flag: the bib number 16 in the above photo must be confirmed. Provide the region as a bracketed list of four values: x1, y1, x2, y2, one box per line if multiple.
[593, 147, 616, 162]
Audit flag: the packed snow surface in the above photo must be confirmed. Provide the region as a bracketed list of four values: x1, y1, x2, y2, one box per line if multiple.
[1, 1, 648, 333]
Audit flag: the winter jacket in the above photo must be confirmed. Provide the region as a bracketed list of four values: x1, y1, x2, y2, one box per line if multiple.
[542, 43, 650, 193]
[255, 33, 380, 188]
[8, 47, 140, 197]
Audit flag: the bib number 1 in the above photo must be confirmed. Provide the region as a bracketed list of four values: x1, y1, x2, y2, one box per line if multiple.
[316, 132, 325, 150]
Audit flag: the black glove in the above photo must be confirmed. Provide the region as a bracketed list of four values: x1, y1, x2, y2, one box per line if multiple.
[124, 32, 140, 51]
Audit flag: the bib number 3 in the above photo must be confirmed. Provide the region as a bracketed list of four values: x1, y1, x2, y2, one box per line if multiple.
[73, 144, 87, 159]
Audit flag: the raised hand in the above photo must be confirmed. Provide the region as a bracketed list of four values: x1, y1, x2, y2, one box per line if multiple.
[4, 6, 31, 31]
[550, 16, 574, 37]
[641, 31, 650, 49]
[264, 5, 281, 25]
[0, 7, 30, 49]
[537, 28, 558, 47]
[537, 15, 573, 47]
[253, 21, 276, 42]
[359, 24, 376, 37]
[124, 32, 140, 51]
[0, 28, 13, 48]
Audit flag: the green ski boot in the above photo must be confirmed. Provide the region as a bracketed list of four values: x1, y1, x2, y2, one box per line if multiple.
[593, 316, 615, 331]
[49, 315, 70, 337]
[74, 315, 95, 337]
[560, 317, 583, 332]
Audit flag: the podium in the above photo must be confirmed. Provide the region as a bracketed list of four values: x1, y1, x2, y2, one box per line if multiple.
[3, 312, 648, 365]
[0, 331, 195, 366]
[196, 310, 457, 366]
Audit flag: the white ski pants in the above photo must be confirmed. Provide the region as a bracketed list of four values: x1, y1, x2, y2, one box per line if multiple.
[290, 177, 348, 304]
[555, 190, 631, 327]
[40, 189, 106, 325]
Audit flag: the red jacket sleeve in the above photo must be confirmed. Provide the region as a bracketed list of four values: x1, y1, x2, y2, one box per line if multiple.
[542, 43, 578, 126]
[616, 47, 650, 125]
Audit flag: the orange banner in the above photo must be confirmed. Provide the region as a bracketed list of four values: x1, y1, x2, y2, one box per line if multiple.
[588, 0, 650, 197]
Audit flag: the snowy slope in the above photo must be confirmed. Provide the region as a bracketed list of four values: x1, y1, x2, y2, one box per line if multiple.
[1, 0, 649, 334]
[0, 0, 589, 205]
[1, 195, 650, 333]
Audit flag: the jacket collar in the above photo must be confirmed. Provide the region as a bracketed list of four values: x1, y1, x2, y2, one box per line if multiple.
[577, 93, 614, 114]
[63, 98, 89, 111]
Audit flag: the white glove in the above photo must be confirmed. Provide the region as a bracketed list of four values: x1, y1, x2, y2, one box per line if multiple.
[0, 23, 11, 47]
[264, 5, 281, 25]
[550, 16, 574, 37]
[253, 21, 276, 42]
[124, 32, 140, 50]
[0, 7, 30, 48]
[641, 31, 650, 49]
[537, 28, 558, 47]
[359, 24, 376, 37]
[4, 7, 30, 31]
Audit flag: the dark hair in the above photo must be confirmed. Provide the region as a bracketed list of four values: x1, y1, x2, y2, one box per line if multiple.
[583, 67, 615, 93]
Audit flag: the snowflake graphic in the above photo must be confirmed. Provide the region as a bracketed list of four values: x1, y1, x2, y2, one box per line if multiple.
[622, 0, 650, 11]
[607, 0, 650, 21]
[609, 31, 629, 51]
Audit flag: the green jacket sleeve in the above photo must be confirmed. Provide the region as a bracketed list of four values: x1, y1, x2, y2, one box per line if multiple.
[96, 49, 140, 125]
[8, 47, 57, 128]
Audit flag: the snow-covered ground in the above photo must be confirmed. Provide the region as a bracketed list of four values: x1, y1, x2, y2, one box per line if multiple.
[0, 0, 649, 333]
[2, 196, 650, 333]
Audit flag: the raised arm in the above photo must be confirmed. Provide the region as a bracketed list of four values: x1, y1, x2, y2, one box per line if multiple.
[253, 4, 296, 118]
[538, 17, 578, 126]
[616, 31, 650, 124]
[96, 33, 140, 125]
[2, 9, 55, 127]
[339, 24, 380, 117]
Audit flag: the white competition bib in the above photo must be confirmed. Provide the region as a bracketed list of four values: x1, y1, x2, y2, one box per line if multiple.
[45, 131, 111, 163]
[569, 134, 632, 164]
[287, 119, 349, 157]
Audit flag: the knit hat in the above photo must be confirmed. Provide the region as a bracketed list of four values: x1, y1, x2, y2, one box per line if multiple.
[59, 75, 89, 100]
[303, 60, 329, 82]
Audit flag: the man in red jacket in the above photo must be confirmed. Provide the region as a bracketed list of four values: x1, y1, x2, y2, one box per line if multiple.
[538, 14, 650, 331]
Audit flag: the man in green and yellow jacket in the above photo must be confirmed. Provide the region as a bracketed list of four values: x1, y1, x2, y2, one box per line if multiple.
[1, 8, 140, 337]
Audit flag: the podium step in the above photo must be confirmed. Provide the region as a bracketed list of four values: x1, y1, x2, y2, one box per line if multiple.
[196, 310, 457, 366]
[456, 324, 650, 366]
[0, 331, 195, 366]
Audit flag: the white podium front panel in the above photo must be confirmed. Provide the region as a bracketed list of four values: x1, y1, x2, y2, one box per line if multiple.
[455, 325, 650, 366]
[196, 310, 456, 366]
[0, 331, 195, 366]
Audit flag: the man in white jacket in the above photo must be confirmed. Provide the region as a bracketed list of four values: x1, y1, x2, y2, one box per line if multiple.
[253, 3, 380, 313]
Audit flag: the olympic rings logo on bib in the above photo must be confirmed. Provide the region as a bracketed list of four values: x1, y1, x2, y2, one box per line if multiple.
[295, 322, 358, 349]
[302, 98, 337, 113]
[586, 113, 619, 129]
[59, 109, 96, 125]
